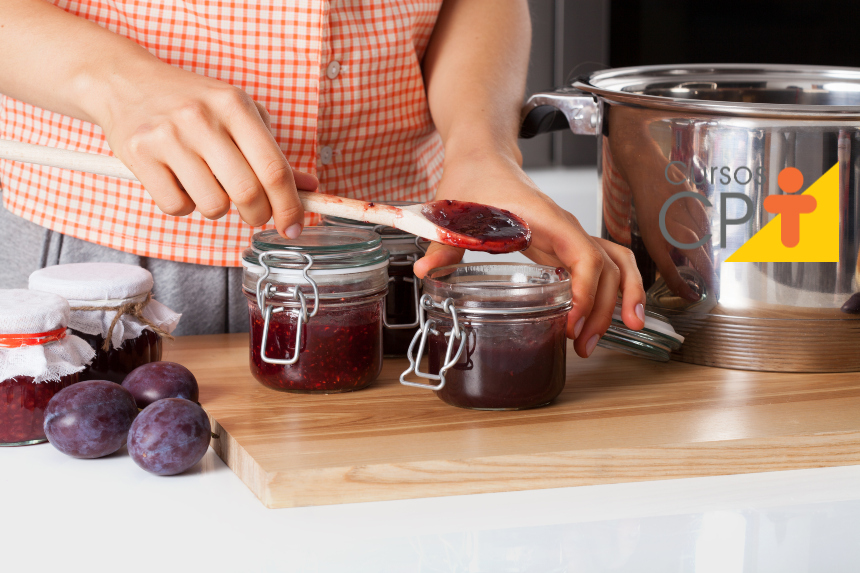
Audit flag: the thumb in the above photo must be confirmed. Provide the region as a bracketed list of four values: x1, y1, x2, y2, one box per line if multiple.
[413, 242, 464, 279]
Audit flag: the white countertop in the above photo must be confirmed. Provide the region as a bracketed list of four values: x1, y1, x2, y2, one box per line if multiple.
[4, 442, 860, 572]
[4, 168, 860, 572]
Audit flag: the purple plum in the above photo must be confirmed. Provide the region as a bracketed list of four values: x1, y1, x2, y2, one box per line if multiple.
[122, 361, 199, 409]
[128, 398, 211, 476]
[43, 380, 138, 459]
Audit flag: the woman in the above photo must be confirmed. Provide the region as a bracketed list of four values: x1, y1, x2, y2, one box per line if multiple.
[0, 0, 645, 358]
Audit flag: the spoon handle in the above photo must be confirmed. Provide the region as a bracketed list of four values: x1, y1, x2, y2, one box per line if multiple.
[0, 138, 436, 238]
[0, 138, 136, 180]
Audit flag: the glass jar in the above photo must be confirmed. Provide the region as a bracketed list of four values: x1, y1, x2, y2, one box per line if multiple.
[71, 329, 162, 383]
[0, 290, 95, 445]
[322, 204, 429, 356]
[28, 263, 180, 383]
[242, 227, 389, 393]
[400, 263, 572, 410]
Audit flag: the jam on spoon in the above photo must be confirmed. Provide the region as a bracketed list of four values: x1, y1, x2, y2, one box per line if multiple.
[421, 200, 531, 254]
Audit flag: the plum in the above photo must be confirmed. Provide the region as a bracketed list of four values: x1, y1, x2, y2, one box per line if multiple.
[43, 380, 138, 459]
[128, 398, 211, 476]
[122, 361, 199, 409]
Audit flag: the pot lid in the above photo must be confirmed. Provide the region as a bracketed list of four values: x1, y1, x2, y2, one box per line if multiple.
[574, 63, 860, 119]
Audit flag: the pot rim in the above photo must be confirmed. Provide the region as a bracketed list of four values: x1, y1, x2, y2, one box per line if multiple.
[574, 63, 860, 119]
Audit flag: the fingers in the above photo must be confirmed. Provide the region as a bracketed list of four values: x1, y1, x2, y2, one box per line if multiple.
[543, 214, 606, 345]
[571, 247, 619, 358]
[595, 238, 646, 331]
[413, 242, 464, 279]
[197, 135, 271, 227]
[129, 160, 196, 218]
[222, 90, 305, 236]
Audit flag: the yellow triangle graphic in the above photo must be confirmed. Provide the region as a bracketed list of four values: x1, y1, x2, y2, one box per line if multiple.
[725, 163, 840, 263]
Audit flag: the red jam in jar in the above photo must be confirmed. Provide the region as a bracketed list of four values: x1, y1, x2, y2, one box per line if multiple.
[321, 207, 427, 357]
[401, 263, 572, 410]
[0, 289, 95, 445]
[243, 227, 389, 393]
[248, 299, 382, 392]
[0, 374, 78, 445]
[28, 263, 178, 384]
[383, 261, 421, 356]
[428, 314, 567, 410]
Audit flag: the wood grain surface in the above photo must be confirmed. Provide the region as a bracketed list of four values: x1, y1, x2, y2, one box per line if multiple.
[163, 333, 860, 509]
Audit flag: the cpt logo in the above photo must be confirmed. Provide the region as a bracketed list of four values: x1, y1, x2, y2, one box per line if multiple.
[659, 164, 840, 263]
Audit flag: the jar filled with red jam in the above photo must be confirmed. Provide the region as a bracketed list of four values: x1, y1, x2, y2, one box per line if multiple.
[0, 290, 95, 445]
[28, 263, 180, 383]
[322, 205, 428, 357]
[400, 263, 572, 410]
[243, 227, 389, 393]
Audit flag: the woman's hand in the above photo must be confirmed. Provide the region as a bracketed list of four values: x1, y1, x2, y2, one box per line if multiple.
[413, 151, 646, 358]
[97, 60, 318, 237]
[0, 0, 317, 237]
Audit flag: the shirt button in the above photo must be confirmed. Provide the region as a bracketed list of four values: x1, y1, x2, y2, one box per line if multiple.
[320, 146, 333, 165]
[325, 61, 341, 79]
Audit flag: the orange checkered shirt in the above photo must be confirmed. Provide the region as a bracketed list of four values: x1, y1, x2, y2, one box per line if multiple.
[0, 1, 445, 266]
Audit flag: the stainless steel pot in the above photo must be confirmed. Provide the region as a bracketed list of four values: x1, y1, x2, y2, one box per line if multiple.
[521, 64, 860, 372]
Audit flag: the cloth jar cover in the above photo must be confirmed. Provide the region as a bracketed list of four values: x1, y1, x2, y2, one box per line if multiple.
[28, 263, 181, 349]
[0, 289, 95, 383]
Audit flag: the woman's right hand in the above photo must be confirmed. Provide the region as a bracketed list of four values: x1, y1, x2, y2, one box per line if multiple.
[96, 59, 318, 238]
[0, 0, 317, 237]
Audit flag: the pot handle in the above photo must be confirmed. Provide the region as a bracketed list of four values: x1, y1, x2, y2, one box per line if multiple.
[519, 89, 602, 138]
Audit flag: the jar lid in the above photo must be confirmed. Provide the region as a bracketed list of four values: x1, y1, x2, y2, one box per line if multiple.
[320, 203, 430, 257]
[0, 289, 69, 334]
[598, 305, 685, 362]
[243, 227, 388, 270]
[423, 263, 572, 313]
[29, 263, 153, 301]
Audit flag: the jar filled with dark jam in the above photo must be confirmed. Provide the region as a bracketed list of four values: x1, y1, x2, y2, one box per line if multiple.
[0, 290, 95, 445]
[322, 205, 428, 356]
[243, 227, 389, 393]
[28, 263, 180, 383]
[400, 263, 572, 410]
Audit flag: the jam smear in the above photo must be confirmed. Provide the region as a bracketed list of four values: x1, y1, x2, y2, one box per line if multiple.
[248, 299, 383, 393]
[73, 329, 162, 384]
[383, 263, 420, 356]
[428, 315, 567, 410]
[421, 200, 531, 254]
[0, 374, 78, 445]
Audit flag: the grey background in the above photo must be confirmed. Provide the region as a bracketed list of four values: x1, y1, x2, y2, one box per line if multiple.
[519, 0, 609, 168]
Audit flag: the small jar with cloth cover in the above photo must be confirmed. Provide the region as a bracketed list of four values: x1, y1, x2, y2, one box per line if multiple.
[28, 263, 181, 384]
[0, 289, 95, 445]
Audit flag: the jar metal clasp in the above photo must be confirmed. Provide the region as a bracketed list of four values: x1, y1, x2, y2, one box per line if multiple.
[399, 294, 465, 391]
[382, 253, 421, 330]
[255, 251, 319, 365]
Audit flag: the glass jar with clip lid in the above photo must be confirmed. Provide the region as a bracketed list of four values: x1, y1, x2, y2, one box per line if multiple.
[321, 202, 430, 357]
[400, 263, 572, 410]
[242, 227, 389, 393]
[399, 263, 686, 410]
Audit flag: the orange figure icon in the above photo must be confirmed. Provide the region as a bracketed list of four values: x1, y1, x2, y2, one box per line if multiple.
[763, 167, 817, 248]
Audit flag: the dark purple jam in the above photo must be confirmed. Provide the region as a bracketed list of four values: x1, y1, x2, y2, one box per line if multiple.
[248, 299, 383, 393]
[72, 329, 162, 384]
[428, 314, 567, 410]
[421, 200, 531, 254]
[383, 262, 419, 356]
[0, 373, 78, 445]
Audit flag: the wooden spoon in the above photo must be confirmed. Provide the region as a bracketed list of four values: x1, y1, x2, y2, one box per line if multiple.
[0, 139, 530, 254]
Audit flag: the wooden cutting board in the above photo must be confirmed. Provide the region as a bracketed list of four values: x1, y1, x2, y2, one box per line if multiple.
[164, 333, 860, 509]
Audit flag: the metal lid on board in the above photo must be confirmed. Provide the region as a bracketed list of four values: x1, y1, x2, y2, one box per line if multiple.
[598, 305, 685, 362]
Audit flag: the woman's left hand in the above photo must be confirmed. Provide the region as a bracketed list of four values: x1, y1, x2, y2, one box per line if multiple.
[413, 151, 647, 358]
